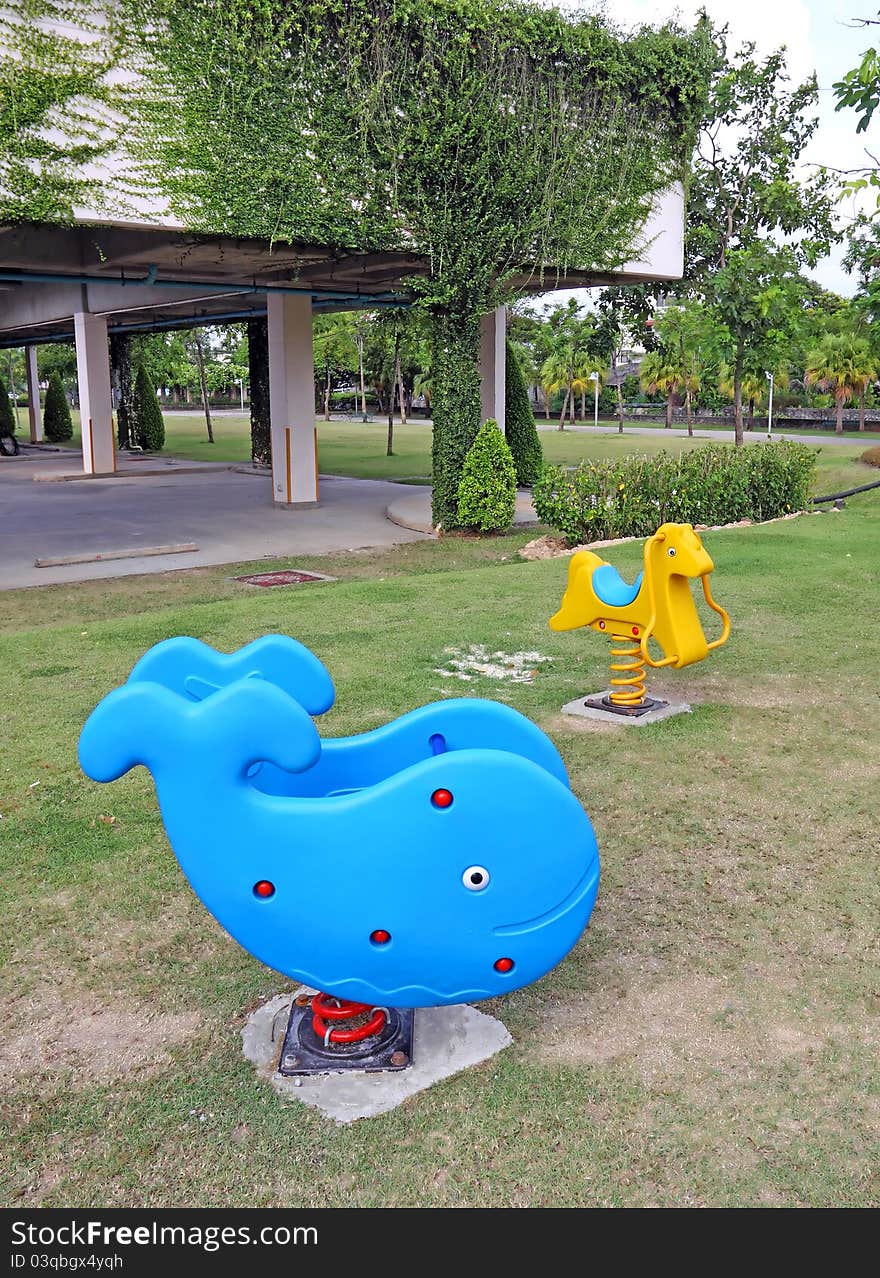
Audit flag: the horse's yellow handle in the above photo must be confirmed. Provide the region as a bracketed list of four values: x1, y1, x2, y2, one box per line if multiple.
[638, 533, 678, 668]
[702, 574, 730, 651]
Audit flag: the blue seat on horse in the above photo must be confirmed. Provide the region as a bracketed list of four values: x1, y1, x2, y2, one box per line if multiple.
[592, 564, 643, 607]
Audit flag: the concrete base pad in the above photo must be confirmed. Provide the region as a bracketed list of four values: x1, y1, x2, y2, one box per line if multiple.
[561, 691, 691, 726]
[242, 991, 512, 1124]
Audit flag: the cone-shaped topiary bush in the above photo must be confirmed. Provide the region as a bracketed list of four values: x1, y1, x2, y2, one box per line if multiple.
[0, 372, 16, 438]
[504, 341, 542, 486]
[43, 370, 73, 441]
[133, 364, 165, 451]
[456, 418, 517, 532]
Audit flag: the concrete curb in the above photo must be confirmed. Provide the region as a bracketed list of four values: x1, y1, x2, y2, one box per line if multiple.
[33, 464, 235, 483]
[386, 488, 538, 534]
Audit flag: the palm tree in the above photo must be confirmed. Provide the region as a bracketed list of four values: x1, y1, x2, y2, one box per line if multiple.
[540, 344, 576, 430]
[680, 359, 701, 437]
[719, 366, 766, 431]
[640, 349, 681, 429]
[572, 353, 607, 423]
[805, 334, 877, 434]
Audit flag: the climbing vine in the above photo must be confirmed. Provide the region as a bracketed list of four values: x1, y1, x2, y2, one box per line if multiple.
[0, 1, 122, 223]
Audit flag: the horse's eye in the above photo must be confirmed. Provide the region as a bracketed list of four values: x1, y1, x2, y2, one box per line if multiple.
[667, 547, 677, 557]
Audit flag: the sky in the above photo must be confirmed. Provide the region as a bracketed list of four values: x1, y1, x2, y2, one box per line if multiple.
[565, 0, 880, 296]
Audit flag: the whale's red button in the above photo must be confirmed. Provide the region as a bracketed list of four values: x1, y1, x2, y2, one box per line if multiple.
[253, 880, 275, 898]
[370, 929, 391, 945]
[431, 788, 453, 808]
[494, 957, 514, 973]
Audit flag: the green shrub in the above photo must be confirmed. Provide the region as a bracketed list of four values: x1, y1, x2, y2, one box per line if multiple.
[457, 419, 517, 532]
[532, 441, 817, 545]
[133, 364, 165, 450]
[504, 341, 542, 486]
[43, 371, 73, 442]
[0, 372, 15, 437]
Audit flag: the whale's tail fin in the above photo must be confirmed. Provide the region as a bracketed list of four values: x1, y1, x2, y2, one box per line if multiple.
[79, 678, 322, 788]
[128, 635, 335, 715]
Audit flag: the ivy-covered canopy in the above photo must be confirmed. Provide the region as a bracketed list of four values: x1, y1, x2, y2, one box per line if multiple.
[1, 0, 714, 526]
[3, 2, 711, 288]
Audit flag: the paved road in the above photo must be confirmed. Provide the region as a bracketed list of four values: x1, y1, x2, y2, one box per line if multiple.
[0, 460, 430, 590]
[534, 423, 874, 446]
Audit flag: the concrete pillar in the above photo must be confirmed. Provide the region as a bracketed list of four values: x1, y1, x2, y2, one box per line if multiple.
[73, 312, 115, 474]
[25, 346, 43, 442]
[267, 293, 318, 507]
[479, 305, 506, 433]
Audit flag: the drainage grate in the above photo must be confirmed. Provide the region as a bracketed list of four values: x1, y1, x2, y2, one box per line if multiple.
[233, 569, 336, 588]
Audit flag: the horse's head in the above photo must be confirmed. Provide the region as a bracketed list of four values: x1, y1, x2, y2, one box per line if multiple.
[647, 524, 714, 580]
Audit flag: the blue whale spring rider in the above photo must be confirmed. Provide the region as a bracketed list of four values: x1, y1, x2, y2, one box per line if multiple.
[78, 636, 600, 1009]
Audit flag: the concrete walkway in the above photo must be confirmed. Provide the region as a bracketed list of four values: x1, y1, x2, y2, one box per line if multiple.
[1, 450, 430, 590]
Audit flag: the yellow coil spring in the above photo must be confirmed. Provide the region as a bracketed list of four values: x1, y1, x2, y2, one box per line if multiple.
[608, 635, 647, 707]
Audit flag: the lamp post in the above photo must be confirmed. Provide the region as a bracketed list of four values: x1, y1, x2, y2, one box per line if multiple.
[237, 378, 246, 412]
[589, 370, 600, 429]
[765, 371, 774, 437]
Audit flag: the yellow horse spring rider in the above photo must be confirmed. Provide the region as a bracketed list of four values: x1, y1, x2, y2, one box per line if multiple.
[550, 523, 730, 716]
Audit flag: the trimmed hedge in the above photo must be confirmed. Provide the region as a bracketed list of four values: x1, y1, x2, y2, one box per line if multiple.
[133, 364, 165, 450]
[457, 419, 517, 532]
[43, 371, 73, 442]
[862, 446, 880, 469]
[533, 441, 817, 545]
[504, 341, 542, 485]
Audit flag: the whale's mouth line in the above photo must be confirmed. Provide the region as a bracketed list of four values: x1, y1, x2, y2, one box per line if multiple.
[492, 859, 599, 937]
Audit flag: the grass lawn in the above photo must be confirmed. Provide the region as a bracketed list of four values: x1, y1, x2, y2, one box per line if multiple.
[1, 471, 878, 1205]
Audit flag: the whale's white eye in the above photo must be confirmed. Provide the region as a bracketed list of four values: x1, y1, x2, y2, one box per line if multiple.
[462, 865, 490, 891]
[667, 547, 677, 557]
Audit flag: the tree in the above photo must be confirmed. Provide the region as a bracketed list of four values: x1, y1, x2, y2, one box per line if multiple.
[43, 370, 72, 442]
[653, 302, 720, 436]
[38, 342, 77, 389]
[313, 314, 359, 421]
[833, 22, 880, 364]
[639, 348, 682, 430]
[186, 331, 214, 443]
[503, 341, 542, 487]
[710, 242, 807, 445]
[687, 39, 839, 277]
[109, 333, 134, 448]
[804, 333, 877, 433]
[540, 343, 576, 430]
[132, 364, 164, 450]
[834, 18, 880, 135]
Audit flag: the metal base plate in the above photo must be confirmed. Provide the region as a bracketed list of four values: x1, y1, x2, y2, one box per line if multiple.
[277, 1000, 415, 1076]
[583, 694, 668, 718]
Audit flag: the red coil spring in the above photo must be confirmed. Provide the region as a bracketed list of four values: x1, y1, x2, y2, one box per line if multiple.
[311, 992, 387, 1045]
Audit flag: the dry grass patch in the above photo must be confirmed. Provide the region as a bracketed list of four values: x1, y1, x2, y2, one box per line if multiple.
[0, 985, 202, 1088]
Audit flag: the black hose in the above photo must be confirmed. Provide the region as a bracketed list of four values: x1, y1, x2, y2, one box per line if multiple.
[812, 476, 880, 504]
